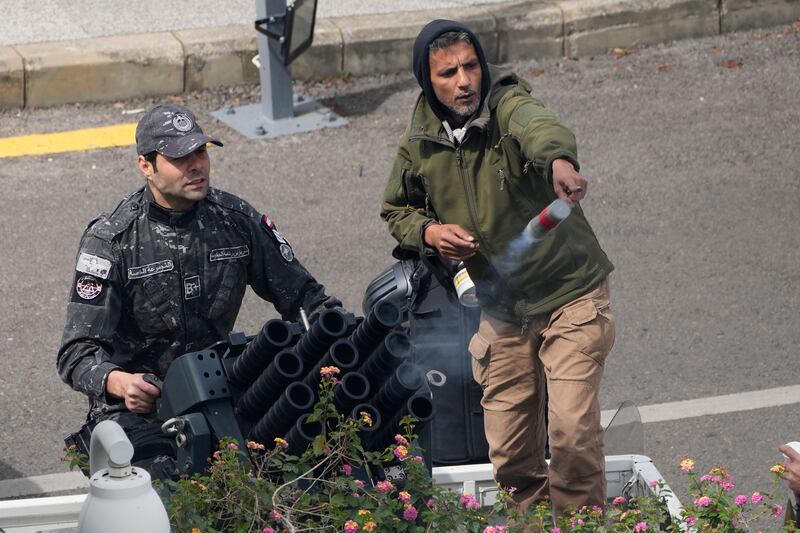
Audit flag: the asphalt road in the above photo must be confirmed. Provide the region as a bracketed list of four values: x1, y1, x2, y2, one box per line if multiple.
[0, 22, 798, 512]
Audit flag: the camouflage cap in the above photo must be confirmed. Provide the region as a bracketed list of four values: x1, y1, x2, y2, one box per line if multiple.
[136, 103, 223, 158]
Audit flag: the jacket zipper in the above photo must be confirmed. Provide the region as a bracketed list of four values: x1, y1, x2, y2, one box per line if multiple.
[171, 221, 189, 349]
[455, 148, 490, 252]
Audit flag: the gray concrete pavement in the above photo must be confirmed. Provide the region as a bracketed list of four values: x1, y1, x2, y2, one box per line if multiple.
[1, 0, 799, 109]
[0, 17, 799, 517]
[0, 0, 509, 46]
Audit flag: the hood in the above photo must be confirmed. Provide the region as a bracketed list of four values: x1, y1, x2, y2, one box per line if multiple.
[412, 19, 491, 123]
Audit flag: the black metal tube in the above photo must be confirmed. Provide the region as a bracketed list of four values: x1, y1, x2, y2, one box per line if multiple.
[292, 308, 352, 368]
[302, 339, 360, 391]
[370, 362, 424, 422]
[348, 300, 402, 359]
[236, 349, 304, 418]
[229, 319, 299, 386]
[359, 331, 412, 392]
[332, 372, 371, 415]
[369, 394, 435, 451]
[251, 382, 315, 445]
[284, 413, 322, 456]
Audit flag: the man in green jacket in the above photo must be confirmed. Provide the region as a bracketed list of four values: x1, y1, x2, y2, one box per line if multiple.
[381, 20, 615, 517]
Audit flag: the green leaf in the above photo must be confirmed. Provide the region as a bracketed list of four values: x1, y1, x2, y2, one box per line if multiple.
[312, 434, 326, 455]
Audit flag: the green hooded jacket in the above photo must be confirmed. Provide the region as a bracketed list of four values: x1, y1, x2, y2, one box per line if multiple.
[381, 66, 614, 325]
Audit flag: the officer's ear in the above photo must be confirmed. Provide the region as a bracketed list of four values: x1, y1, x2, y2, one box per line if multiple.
[137, 154, 154, 180]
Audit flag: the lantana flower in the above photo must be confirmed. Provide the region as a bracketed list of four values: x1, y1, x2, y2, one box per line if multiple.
[273, 437, 289, 450]
[680, 458, 695, 472]
[459, 493, 480, 510]
[402, 505, 418, 521]
[320, 366, 340, 378]
[694, 496, 711, 507]
[343, 519, 359, 533]
[376, 480, 395, 493]
[393, 445, 409, 460]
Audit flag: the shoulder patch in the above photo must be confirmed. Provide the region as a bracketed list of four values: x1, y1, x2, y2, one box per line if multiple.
[260, 214, 290, 245]
[76, 252, 112, 279]
[260, 214, 294, 261]
[70, 275, 107, 306]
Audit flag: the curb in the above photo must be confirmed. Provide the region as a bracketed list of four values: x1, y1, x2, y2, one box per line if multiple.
[1, 0, 799, 110]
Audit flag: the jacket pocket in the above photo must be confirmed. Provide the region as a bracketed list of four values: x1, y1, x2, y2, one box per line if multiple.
[139, 277, 181, 333]
[207, 260, 247, 322]
[468, 332, 491, 389]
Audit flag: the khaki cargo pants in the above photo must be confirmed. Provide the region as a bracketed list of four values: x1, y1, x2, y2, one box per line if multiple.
[469, 278, 615, 517]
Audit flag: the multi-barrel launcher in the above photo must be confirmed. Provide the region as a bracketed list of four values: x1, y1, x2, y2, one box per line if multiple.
[154, 299, 435, 479]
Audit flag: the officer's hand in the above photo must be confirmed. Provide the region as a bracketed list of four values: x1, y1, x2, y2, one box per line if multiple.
[551, 159, 588, 204]
[424, 223, 479, 261]
[778, 444, 800, 493]
[106, 370, 161, 414]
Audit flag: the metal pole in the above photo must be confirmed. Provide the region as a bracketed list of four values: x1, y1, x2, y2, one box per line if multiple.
[256, 0, 294, 120]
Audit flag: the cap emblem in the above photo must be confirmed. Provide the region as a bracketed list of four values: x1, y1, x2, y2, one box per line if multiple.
[173, 113, 194, 132]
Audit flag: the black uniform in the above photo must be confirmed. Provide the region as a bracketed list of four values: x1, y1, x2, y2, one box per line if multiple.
[58, 184, 331, 438]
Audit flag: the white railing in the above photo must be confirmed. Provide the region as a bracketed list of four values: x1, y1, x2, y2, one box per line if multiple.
[0, 455, 683, 532]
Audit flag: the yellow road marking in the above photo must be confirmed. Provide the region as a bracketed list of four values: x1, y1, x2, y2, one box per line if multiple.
[0, 123, 137, 158]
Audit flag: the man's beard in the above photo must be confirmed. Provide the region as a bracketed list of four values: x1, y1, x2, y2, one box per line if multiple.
[448, 100, 480, 119]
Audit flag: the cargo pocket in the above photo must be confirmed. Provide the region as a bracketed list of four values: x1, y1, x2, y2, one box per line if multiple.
[468, 332, 491, 389]
[561, 298, 615, 367]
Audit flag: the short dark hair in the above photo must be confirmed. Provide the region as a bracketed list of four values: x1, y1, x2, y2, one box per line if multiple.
[429, 31, 472, 52]
[143, 151, 159, 172]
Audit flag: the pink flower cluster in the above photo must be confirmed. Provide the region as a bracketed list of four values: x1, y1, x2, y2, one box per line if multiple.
[402, 505, 418, 521]
[694, 496, 711, 507]
[397, 491, 411, 504]
[394, 434, 409, 446]
[343, 519, 359, 532]
[634, 521, 649, 532]
[482, 526, 506, 533]
[375, 480, 395, 494]
[320, 365, 340, 378]
[393, 445, 409, 461]
[699, 473, 734, 491]
[459, 493, 480, 510]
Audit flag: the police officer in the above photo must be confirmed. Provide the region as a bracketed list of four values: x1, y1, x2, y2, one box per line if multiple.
[57, 103, 339, 478]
